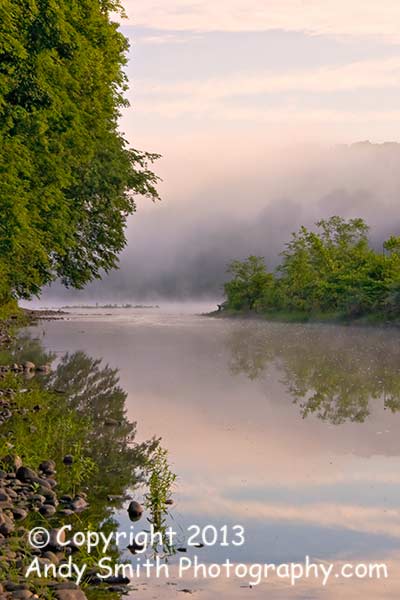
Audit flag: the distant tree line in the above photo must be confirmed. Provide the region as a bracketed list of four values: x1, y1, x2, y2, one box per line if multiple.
[0, 1, 159, 309]
[224, 216, 400, 319]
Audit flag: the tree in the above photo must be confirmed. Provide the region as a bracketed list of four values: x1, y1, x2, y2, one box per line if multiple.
[224, 256, 273, 311]
[278, 216, 378, 314]
[0, 0, 159, 305]
[223, 216, 400, 320]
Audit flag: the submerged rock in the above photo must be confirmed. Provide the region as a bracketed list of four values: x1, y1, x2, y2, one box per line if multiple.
[35, 364, 51, 374]
[127, 500, 143, 522]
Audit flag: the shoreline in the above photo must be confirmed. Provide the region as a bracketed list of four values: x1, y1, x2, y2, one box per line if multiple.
[207, 308, 400, 328]
[0, 311, 138, 600]
[0, 313, 91, 599]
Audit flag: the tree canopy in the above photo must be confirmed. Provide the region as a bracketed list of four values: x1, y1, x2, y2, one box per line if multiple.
[0, 0, 159, 304]
[223, 216, 400, 320]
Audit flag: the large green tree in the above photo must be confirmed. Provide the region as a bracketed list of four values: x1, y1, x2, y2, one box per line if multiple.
[0, 0, 159, 304]
[224, 255, 273, 311]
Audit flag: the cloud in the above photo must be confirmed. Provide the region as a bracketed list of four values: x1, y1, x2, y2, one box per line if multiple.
[180, 493, 400, 539]
[128, 56, 400, 126]
[122, 1, 400, 41]
[137, 56, 400, 97]
[135, 32, 203, 45]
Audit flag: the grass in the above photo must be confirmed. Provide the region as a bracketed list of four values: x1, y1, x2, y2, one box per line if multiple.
[0, 373, 97, 495]
[144, 446, 177, 555]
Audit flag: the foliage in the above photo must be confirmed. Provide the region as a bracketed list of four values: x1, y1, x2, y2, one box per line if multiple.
[144, 446, 176, 554]
[223, 216, 400, 320]
[0, 0, 160, 305]
[0, 335, 158, 508]
[224, 256, 274, 311]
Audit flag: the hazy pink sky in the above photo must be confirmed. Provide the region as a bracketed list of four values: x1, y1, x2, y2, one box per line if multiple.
[119, 0, 400, 154]
[38, 2, 400, 302]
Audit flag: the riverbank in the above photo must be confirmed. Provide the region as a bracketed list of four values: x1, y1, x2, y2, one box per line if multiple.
[0, 323, 93, 600]
[208, 307, 400, 327]
[0, 314, 153, 600]
[0, 304, 67, 343]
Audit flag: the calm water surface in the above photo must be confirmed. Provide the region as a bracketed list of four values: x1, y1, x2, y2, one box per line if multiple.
[30, 306, 400, 599]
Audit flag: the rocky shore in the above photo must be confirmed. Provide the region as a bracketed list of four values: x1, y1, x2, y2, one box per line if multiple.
[0, 458, 89, 599]
[0, 309, 153, 599]
[0, 316, 91, 599]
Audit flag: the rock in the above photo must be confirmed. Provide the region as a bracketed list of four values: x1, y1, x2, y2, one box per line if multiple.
[58, 509, 74, 516]
[53, 583, 78, 590]
[4, 582, 29, 592]
[39, 504, 56, 517]
[127, 500, 143, 522]
[62, 455, 74, 465]
[23, 361, 35, 371]
[42, 551, 59, 565]
[36, 364, 51, 374]
[70, 496, 88, 512]
[127, 540, 145, 554]
[39, 460, 56, 475]
[0, 514, 14, 536]
[60, 495, 73, 503]
[31, 494, 46, 505]
[37, 483, 54, 496]
[11, 507, 28, 521]
[15, 466, 37, 483]
[55, 590, 88, 600]
[87, 574, 129, 586]
[48, 528, 66, 548]
[10, 591, 32, 599]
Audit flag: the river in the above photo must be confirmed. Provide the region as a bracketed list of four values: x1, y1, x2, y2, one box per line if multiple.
[25, 305, 400, 599]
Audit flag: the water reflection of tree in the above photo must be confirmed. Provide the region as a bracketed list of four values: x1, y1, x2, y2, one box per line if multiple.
[0, 331, 54, 366]
[228, 324, 400, 424]
[48, 352, 158, 518]
[4, 332, 158, 521]
[1, 333, 165, 597]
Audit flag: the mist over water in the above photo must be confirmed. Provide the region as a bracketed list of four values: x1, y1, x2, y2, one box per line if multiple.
[39, 141, 400, 304]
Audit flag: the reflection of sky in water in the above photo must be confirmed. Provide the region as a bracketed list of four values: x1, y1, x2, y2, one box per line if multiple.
[33, 308, 400, 597]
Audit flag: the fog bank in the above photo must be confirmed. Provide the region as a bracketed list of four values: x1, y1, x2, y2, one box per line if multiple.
[39, 141, 400, 304]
